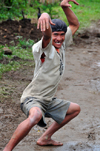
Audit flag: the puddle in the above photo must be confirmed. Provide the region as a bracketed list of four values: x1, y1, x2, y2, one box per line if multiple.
[95, 62, 100, 67]
[90, 78, 100, 92]
[13, 142, 100, 151]
[91, 62, 100, 69]
[93, 145, 100, 151]
[56, 142, 100, 151]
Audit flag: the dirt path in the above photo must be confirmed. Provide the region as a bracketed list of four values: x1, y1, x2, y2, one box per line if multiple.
[0, 20, 100, 151]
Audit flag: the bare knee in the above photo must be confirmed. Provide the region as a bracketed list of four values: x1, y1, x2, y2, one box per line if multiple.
[75, 104, 81, 115]
[67, 103, 81, 115]
[28, 107, 42, 127]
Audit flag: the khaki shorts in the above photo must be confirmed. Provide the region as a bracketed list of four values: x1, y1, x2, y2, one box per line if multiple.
[21, 97, 70, 127]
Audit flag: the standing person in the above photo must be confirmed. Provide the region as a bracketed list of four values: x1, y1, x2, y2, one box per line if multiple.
[3, 0, 80, 150]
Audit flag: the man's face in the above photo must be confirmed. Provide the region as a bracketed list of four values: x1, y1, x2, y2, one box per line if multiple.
[52, 31, 65, 49]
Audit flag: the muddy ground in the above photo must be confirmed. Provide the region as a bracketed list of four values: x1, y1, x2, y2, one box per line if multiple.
[0, 19, 100, 151]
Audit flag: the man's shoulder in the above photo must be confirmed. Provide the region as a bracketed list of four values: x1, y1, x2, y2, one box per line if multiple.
[64, 27, 73, 47]
[32, 39, 42, 49]
[32, 39, 43, 55]
[66, 27, 72, 37]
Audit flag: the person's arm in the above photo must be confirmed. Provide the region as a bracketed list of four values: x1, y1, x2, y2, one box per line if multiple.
[60, 0, 80, 35]
[37, 13, 55, 48]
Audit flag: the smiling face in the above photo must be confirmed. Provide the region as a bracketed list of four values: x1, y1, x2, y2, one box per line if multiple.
[52, 31, 65, 49]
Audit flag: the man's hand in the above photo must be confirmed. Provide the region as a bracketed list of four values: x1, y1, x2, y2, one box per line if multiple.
[37, 13, 55, 32]
[60, 0, 79, 8]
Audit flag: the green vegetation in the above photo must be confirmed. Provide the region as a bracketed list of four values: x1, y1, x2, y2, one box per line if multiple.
[0, 0, 100, 78]
[0, 0, 59, 20]
[0, 39, 35, 78]
[58, 0, 100, 29]
[0, 0, 100, 28]
[0, 0, 28, 20]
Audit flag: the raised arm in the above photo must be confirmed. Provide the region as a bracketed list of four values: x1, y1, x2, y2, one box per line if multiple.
[60, 0, 80, 35]
[37, 13, 55, 48]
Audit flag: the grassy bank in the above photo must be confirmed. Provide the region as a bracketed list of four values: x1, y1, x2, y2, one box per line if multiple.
[55, 0, 100, 29]
[0, 39, 34, 78]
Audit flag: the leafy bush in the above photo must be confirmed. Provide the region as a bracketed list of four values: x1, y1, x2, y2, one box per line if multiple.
[0, 45, 4, 60]
[0, 0, 28, 20]
[0, 0, 60, 20]
[40, 1, 60, 18]
[18, 38, 35, 48]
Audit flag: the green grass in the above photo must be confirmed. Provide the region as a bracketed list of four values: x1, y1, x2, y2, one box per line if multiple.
[58, 0, 100, 29]
[0, 39, 34, 78]
[25, 0, 100, 30]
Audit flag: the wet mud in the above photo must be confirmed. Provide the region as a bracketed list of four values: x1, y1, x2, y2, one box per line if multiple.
[0, 19, 100, 151]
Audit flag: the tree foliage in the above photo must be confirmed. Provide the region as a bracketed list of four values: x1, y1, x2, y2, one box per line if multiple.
[0, 0, 28, 20]
[0, 0, 59, 20]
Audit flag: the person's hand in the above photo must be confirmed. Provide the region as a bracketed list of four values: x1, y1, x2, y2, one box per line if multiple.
[61, 0, 79, 8]
[37, 13, 55, 32]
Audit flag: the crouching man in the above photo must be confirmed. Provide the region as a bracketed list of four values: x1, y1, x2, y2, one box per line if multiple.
[3, 0, 80, 150]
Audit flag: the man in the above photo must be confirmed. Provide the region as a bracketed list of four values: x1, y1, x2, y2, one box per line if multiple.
[3, 0, 80, 150]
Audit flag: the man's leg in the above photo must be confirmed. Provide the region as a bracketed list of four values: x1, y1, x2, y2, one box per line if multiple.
[3, 107, 42, 151]
[37, 102, 80, 146]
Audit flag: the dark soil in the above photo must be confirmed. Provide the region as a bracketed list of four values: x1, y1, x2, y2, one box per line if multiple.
[0, 19, 42, 46]
[0, 19, 100, 151]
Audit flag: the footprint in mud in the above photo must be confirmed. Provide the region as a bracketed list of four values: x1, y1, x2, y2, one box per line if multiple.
[88, 132, 96, 141]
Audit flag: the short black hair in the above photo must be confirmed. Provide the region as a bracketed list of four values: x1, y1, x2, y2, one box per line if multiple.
[51, 19, 67, 33]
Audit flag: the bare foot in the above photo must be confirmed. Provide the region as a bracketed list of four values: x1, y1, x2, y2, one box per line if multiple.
[37, 138, 63, 146]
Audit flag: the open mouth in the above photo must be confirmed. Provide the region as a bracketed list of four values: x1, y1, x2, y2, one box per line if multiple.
[55, 41, 62, 47]
[55, 42, 61, 44]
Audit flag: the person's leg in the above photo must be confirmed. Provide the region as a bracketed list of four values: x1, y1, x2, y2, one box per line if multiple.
[3, 107, 42, 151]
[37, 102, 80, 146]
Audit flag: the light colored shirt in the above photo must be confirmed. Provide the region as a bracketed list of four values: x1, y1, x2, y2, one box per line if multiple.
[20, 27, 72, 103]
